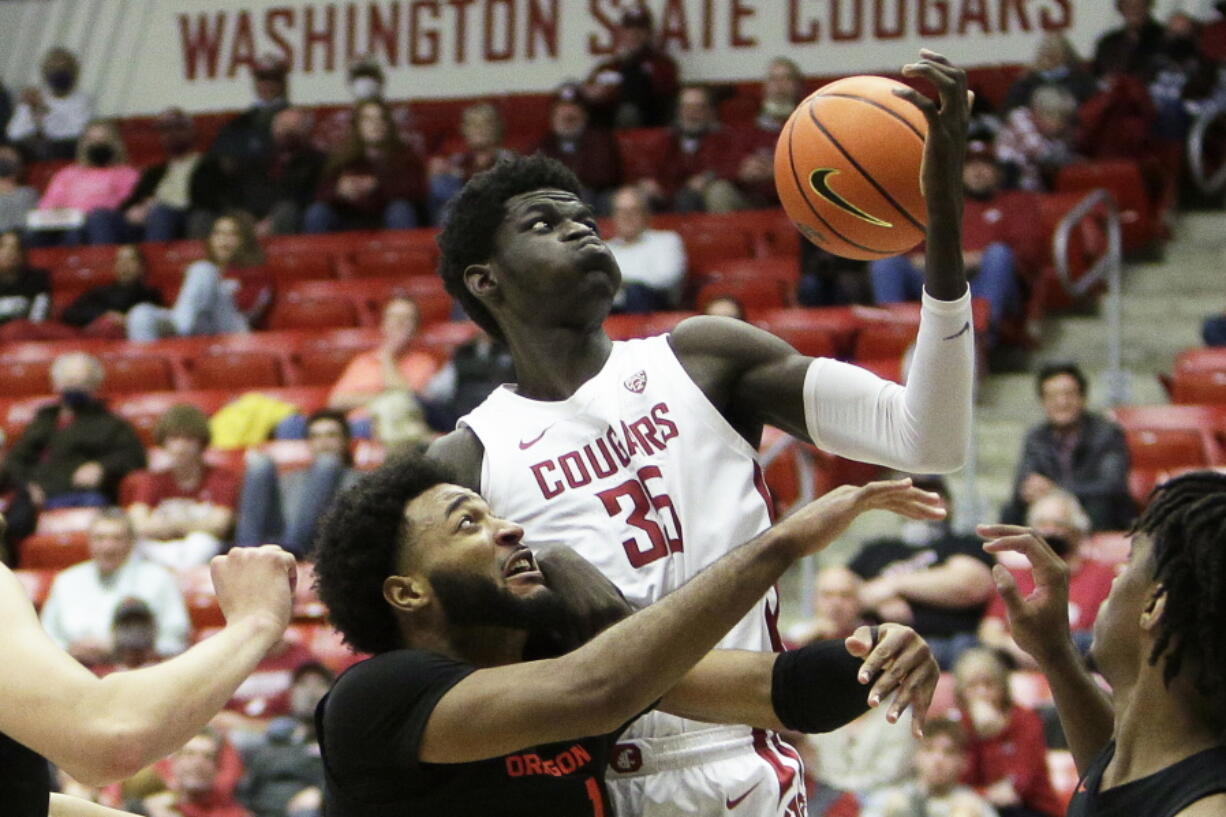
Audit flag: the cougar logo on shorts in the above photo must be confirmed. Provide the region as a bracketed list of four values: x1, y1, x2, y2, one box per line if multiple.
[624, 370, 648, 393]
[808, 168, 893, 228]
[611, 744, 643, 773]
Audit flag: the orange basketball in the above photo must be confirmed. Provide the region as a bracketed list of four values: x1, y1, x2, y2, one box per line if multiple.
[774, 75, 928, 261]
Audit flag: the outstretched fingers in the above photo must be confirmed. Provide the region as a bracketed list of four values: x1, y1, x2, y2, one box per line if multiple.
[978, 524, 1068, 583]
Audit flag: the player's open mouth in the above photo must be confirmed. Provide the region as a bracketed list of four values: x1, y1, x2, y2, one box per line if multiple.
[502, 548, 542, 582]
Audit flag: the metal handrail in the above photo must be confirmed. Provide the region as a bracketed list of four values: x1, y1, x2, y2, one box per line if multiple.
[1051, 187, 1128, 405]
[1189, 102, 1226, 196]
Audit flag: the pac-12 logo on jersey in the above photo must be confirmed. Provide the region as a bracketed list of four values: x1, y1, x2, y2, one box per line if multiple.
[624, 370, 647, 393]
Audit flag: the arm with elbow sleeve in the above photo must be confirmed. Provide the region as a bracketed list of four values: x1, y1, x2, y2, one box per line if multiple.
[803, 288, 974, 474]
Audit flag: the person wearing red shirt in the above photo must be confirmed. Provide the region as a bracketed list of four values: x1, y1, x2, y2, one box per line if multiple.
[869, 138, 1041, 346]
[953, 647, 1063, 817]
[305, 99, 424, 233]
[140, 730, 250, 817]
[534, 83, 622, 214]
[647, 84, 746, 213]
[125, 405, 240, 572]
[733, 57, 806, 208]
[581, 5, 679, 129]
[979, 490, 1117, 669]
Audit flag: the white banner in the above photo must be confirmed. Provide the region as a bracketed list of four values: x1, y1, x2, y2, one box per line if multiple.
[0, 0, 1142, 116]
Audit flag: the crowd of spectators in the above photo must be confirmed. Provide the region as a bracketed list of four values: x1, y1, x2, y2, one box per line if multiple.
[3, 3, 1224, 815]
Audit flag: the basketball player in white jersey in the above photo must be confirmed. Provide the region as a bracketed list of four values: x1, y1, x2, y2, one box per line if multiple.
[428, 51, 973, 817]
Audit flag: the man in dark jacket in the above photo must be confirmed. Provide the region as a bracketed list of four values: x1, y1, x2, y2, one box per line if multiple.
[1002, 362, 1135, 530]
[60, 243, 162, 330]
[534, 84, 621, 214]
[0, 352, 146, 562]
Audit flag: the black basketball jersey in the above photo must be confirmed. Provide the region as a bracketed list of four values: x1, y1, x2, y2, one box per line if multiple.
[0, 730, 51, 817]
[1067, 741, 1226, 817]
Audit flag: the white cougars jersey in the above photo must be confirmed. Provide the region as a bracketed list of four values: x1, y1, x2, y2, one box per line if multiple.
[460, 335, 781, 738]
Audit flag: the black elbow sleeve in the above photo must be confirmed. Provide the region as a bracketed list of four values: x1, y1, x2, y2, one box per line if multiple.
[770, 639, 872, 733]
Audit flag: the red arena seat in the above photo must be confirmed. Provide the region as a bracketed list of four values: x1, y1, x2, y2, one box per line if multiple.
[290, 346, 361, 386]
[0, 359, 52, 398]
[346, 245, 439, 279]
[13, 568, 55, 609]
[182, 350, 286, 391]
[21, 532, 88, 571]
[267, 294, 361, 331]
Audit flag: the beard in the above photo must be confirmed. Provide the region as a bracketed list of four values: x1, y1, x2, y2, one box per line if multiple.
[429, 568, 568, 634]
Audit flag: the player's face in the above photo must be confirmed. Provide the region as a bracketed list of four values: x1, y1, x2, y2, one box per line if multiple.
[405, 484, 543, 597]
[485, 189, 620, 331]
[1091, 533, 1158, 685]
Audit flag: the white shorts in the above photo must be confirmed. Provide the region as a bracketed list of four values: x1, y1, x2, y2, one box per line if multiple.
[606, 725, 806, 817]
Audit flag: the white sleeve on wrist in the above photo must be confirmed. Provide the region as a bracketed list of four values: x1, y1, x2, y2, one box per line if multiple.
[802, 287, 973, 473]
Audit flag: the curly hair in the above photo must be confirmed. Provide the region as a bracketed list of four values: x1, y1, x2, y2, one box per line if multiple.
[310, 454, 457, 655]
[1134, 470, 1226, 715]
[436, 153, 583, 342]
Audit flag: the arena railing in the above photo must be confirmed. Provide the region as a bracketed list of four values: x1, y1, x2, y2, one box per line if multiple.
[1189, 102, 1226, 197]
[1052, 188, 1126, 405]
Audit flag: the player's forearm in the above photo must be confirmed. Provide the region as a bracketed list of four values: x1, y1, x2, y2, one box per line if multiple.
[659, 650, 782, 730]
[1032, 638, 1114, 775]
[921, 203, 967, 301]
[75, 615, 283, 780]
[560, 527, 797, 732]
[893, 562, 993, 608]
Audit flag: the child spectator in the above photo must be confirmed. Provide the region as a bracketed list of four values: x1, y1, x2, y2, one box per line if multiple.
[306, 99, 423, 233]
[126, 211, 270, 341]
[861, 718, 1000, 817]
[5, 47, 93, 160]
[125, 404, 240, 572]
[427, 102, 514, 224]
[953, 648, 1062, 817]
[995, 85, 1079, 192]
[29, 119, 139, 245]
[61, 243, 163, 337]
[0, 146, 37, 231]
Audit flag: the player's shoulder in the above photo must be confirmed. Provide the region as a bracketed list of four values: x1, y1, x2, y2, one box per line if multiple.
[426, 427, 484, 491]
[1174, 793, 1226, 817]
[668, 315, 793, 362]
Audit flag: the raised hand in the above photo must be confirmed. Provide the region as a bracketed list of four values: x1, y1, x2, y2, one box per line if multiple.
[527, 544, 635, 657]
[845, 623, 939, 738]
[893, 49, 971, 301]
[978, 524, 1072, 664]
[782, 479, 946, 559]
[210, 544, 297, 636]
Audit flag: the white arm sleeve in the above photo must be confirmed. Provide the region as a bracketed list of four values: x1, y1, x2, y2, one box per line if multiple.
[803, 287, 974, 474]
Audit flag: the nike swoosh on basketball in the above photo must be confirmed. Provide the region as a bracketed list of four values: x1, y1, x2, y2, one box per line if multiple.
[725, 781, 761, 809]
[808, 168, 893, 228]
[519, 429, 549, 450]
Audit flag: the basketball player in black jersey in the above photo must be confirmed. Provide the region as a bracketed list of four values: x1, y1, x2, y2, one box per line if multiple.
[981, 471, 1226, 817]
[310, 456, 944, 816]
[0, 514, 297, 817]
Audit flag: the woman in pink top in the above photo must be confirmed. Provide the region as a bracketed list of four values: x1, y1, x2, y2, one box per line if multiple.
[32, 119, 139, 246]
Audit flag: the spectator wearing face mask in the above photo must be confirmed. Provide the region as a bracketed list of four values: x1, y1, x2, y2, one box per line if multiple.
[0, 146, 37, 232]
[0, 353, 146, 562]
[5, 47, 94, 160]
[236, 662, 331, 817]
[239, 106, 326, 236]
[208, 54, 291, 214]
[979, 490, 1116, 669]
[315, 55, 425, 156]
[119, 107, 221, 242]
[29, 118, 139, 246]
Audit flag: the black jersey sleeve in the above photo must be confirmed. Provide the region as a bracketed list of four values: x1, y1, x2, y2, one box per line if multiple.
[320, 650, 475, 780]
